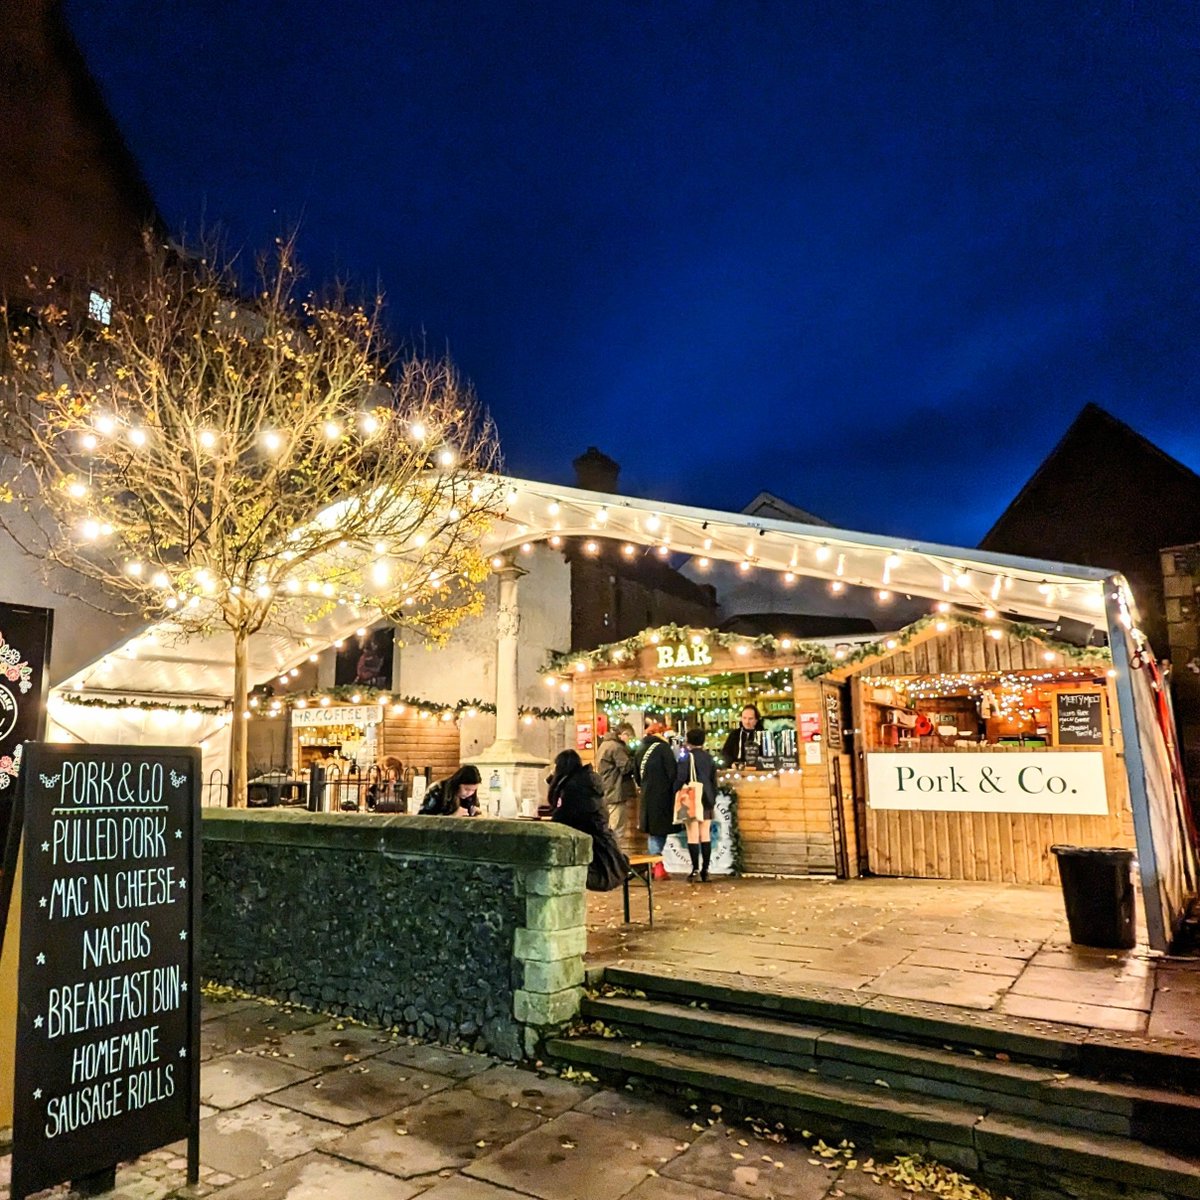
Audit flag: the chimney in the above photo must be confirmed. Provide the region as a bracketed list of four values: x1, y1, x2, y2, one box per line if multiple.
[573, 446, 620, 494]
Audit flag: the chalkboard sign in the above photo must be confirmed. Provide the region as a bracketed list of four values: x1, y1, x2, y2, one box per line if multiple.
[9, 743, 200, 1200]
[1055, 692, 1104, 746]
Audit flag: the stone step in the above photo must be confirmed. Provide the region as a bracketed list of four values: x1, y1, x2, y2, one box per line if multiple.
[582, 994, 1200, 1151]
[601, 963, 1200, 1091]
[548, 1035, 1200, 1200]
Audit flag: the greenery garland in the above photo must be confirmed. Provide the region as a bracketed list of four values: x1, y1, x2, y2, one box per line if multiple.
[545, 613, 1110, 683]
[798, 612, 1111, 680]
[253, 683, 572, 721]
[57, 693, 229, 716]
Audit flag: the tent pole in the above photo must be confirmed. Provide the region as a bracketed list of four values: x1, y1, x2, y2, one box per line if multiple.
[1105, 574, 1167, 951]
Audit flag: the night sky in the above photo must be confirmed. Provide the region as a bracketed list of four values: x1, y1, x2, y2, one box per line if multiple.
[65, 1, 1198, 547]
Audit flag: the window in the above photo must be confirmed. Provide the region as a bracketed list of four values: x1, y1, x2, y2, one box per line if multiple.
[88, 290, 112, 326]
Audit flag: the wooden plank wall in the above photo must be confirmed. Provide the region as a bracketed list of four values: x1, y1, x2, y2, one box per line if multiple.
[377, 711, 461, 783]
[734, 675, 835, 875]
[856, 628, 1132, 885]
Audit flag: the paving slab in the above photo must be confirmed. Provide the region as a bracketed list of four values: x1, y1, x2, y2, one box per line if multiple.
[203, 1150, 422, 1200]
[200, 1008, 325, 1061]
[1009, 964, 1154, 1011]
[200, 1052, 315, 1110]
[270, 1020, 398, 1071]
[464, 1108, 686, 1200]
[867, 963, 1013, 1010]
[575, 1088, 702, 1142]
[269, 1060, 453, 1124]
[659, 1125, 842, 1200]
[194, 1099, 346, 1179]
[903, 946, 1028, 979]
[997, 993, 1148, 1033]
[463, 1063, 595, 1116]
[332, 1087, 544, 1178]
[416, 1176, 574, 1200]
[379, 1041, 496, 1079]
[623, 1175, 744, 1199]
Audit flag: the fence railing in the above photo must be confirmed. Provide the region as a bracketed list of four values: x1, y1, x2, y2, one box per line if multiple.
[202, 765, 428, 813]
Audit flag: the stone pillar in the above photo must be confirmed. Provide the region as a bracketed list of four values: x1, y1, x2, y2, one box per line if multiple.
[512, 864, 587, 1057]
[469, 558, 549, 817]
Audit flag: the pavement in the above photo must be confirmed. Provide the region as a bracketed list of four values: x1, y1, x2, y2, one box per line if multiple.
[586, 875, 1200, 1042]
[4, 876, 1197, 1200]
[1, 990, 941, 1200]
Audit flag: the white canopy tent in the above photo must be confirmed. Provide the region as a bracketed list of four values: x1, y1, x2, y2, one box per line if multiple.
[53, 475, 1197, 948]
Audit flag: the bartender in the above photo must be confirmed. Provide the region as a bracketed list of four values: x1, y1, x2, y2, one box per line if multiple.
[721, 704, 764, 765]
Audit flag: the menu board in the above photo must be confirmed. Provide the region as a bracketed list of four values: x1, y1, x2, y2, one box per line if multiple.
[1055, 692, 1104, 746]
[9, 744, 200, 1200]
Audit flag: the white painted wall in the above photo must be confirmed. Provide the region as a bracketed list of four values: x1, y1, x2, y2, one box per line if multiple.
[0, 531, 139, 685]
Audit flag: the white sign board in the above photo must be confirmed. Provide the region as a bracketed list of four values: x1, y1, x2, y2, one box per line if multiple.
[866, 752, 1108, 815]
[292, 705, 380, 728]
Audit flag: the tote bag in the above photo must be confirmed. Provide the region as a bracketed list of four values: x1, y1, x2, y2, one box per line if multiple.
[674, 751, 704, 823]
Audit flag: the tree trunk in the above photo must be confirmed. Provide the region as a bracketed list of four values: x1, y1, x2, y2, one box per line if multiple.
[230, 630, 249, 807]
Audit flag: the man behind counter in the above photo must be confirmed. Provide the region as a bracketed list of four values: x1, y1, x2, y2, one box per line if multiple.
[721, 704, 763, 765]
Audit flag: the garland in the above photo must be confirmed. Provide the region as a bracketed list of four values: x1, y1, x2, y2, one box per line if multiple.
[798, 613, 1111, 680]
[253, 683, 572, 721]
[544, 614, 1109, 683]
[58, 693, 229, 716]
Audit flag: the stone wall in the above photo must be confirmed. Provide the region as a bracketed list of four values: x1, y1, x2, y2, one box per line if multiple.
[201, 810, 591, 1059]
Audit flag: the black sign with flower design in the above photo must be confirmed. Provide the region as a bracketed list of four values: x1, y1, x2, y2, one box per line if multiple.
[0, 604, 53, 859]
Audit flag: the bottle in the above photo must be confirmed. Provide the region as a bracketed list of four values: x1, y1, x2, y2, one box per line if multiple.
[488, 770, 503, 816]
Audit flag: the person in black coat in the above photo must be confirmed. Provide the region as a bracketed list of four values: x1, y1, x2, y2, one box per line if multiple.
[418, 764, 482, 815]
[676, 727, 719, 882]
[635, 720, 677, 877]
[721, 704, 763, 765]
[547, 749, 627, 891]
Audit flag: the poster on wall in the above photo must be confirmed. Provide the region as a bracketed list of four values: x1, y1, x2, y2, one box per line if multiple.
[0, 604, 53, 887]
[335, 627, 394, 690]
[8, 743, 201, 1199]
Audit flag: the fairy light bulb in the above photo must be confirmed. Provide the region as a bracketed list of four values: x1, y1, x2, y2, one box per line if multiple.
[410, 421, 426, 441]
[199, 429, 218, 449]
[361, 414, 380, 435]
[323, 421, 341, 440]
[815, 544, 831, 562]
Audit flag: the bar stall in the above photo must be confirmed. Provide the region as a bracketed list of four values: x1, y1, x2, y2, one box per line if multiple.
[562, 626, 856, 876]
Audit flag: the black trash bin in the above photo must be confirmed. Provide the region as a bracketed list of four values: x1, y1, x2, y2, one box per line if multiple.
[1050, 845, 1137, 949]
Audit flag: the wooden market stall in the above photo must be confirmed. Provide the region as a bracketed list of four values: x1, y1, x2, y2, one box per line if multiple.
[563, 614, 1130, 885]
[827, 617, 1132, 885]
[567, 626, 856, 876]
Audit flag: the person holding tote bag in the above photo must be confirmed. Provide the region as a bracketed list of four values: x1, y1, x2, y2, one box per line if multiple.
[676, 727, 718, 881]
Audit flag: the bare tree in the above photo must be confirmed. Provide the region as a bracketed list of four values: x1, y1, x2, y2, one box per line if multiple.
[0, 236, 502, 804]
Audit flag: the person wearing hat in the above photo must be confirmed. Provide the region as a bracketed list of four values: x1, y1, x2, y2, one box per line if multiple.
[635, 719, 677, 879]
[595, 721, 636, 846]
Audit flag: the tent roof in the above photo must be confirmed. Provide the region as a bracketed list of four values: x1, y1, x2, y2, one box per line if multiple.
[56, 473, 1113, 702]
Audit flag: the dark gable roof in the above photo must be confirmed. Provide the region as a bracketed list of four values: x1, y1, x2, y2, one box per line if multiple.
[980, 403, 1200, 558]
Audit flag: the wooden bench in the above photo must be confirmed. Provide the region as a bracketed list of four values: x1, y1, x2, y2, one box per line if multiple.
[623, 854, 662, 926]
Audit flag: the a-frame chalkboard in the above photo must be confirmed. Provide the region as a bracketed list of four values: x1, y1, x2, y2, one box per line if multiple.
[6, 743, 201, 1200]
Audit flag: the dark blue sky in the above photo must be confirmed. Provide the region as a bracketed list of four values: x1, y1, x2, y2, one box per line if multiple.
[66, 1, 1198, 546]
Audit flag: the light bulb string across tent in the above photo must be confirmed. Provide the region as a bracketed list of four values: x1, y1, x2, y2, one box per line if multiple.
[481, 476, 1110, 627]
